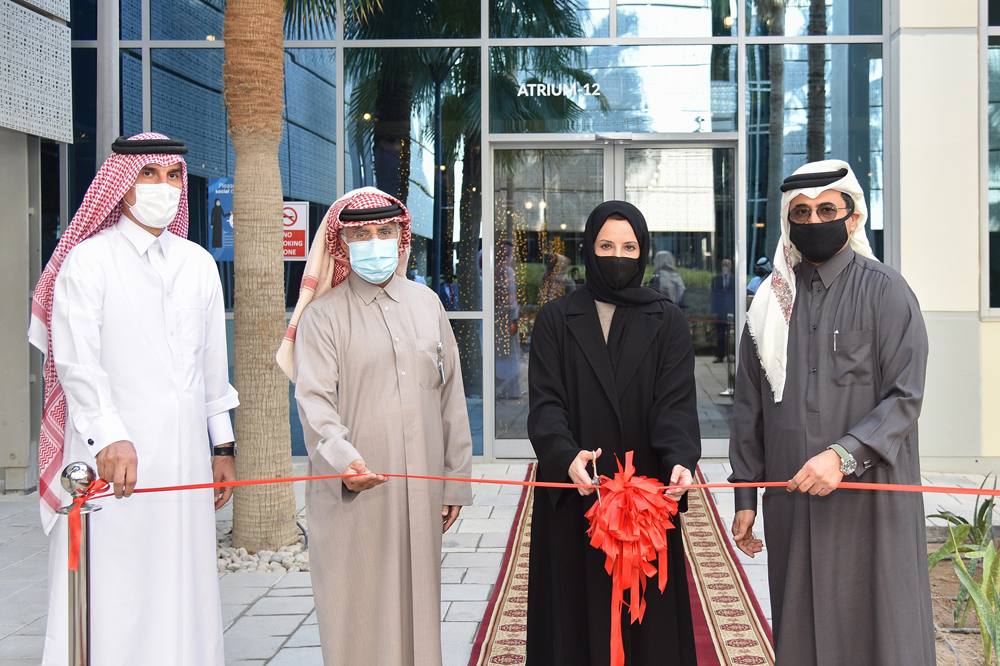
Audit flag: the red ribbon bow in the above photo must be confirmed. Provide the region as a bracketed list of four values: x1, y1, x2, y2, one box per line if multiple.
[68, 479, 109, 572]
[585, 452, 679, 666]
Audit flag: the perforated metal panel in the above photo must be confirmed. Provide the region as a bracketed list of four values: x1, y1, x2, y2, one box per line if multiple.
[0, 0, 72, 143]
[16, 0, 69, 22]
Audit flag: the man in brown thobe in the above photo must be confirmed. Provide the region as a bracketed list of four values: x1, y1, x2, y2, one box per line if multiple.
[729, 160, 935, 666]
[285, 188, 473, 666]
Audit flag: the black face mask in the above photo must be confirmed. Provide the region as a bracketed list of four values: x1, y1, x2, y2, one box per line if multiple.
[788, 218, 850, 264]
[596, 255, 640, 290]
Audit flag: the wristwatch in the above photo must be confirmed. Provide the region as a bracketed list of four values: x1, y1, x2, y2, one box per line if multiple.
[213, 444, 236, 458]
[827, 443, 857, 475]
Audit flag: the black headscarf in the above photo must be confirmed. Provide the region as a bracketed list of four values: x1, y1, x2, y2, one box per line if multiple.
[582, 200, 667, 307]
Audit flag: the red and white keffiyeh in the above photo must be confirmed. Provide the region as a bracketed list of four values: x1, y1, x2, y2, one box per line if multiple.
[746, 159, 876, 403]
[28, 132, 188, 532]
[276, 187, 412, 380]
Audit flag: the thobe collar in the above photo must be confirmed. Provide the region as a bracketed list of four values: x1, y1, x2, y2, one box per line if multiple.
[117, 215, 175, 259]
[347, 270, 402, 305]
[796, 245, 855, 289]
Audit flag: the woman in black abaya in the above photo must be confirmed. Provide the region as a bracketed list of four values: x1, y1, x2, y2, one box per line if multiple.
[526, 201, 701, 666]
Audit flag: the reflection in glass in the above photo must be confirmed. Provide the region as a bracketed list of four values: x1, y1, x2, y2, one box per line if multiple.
[344, 0, 478, 39]
[490, 45, 737, 134]
[122, 0, 140, 39]
[989, 39, 1000, 307]
[746, 0, 881, 36]
[626, 148, 736, 439]
[494, 149, 605, 438]
[491, 0, 608, 39]
[451, 319, 485, 455]
[151, 0, 223, 40]
[121, 50, 142, 137]
[618, 0, 737, 38]
[345, 47, 482, 311]
[746, 43, 883, 280]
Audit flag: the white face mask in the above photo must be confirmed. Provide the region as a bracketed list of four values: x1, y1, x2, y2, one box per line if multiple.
[125, 183, 181, 229]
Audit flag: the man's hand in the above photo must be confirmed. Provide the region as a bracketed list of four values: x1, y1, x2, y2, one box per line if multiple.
[732, 509, 763, 558]
[343, 459, 388, 493]
[787, 449, 844, 496]
[442, 505, 461, 533]
[95, 440, 138, 498]
[212, 453, 236, 510]
[568, 448, 601, 496]
[664, 465, 692, 502]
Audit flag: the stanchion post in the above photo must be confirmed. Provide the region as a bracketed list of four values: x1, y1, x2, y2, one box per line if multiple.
[720, 313, 736, 397]
[56, 462, 102, 666]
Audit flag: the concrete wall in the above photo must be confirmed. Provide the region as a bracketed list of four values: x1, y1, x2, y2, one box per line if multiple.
[0, 128, 39, 491]
[893, 0, 997, 473]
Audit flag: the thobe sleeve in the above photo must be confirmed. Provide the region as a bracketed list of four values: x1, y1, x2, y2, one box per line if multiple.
[437, 304, 473, 506]
[293, 305, 363, 501]
[526, 303, 581, 500]
[835, 276, 928, 476]
[202, 268, 239, 446]
[50, 250, 130, 454]
[648, 305, 701, 476]
[728, 324, 766, 513]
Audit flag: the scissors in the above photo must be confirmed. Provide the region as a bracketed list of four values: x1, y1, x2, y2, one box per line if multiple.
[591, 450, 601, 506]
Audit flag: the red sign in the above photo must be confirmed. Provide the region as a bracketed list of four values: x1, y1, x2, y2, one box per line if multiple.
[283, 230, 307, 258]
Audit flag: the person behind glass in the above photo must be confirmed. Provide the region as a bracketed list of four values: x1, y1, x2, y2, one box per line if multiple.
[438, 271, 459, 310]
[526, 201, 701, 666]
[729, 161, 933, 665]
[710, 257, 735, 362]
[647, 249, 686, 310]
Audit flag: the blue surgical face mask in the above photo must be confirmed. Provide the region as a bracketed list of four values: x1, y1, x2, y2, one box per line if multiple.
[349, 238, 400, 284]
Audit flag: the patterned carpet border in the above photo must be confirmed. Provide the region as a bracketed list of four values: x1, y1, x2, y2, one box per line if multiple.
[469, 465, 775, 666]
[683, 469, 775, 665]
[467, 464, 535, 666]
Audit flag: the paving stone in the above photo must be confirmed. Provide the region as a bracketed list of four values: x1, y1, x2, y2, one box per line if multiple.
[222, 635, 285, 661]
[221, 604, 245, 628]
[218, 570, 285, 588]
[472, 494, 521, 506]
[285, 622, 321, 647]
[443, 533, 481, 551]
[303, 610, 317, 625]
[269, 587, 314, 597]
[454, 505, 492, 519]
[461, 567, 501, 585]
[456, 518, 514, 534]
[441, 620, 479, 644]
[444, 601, 489, 622]
[12, 616, 45, 636]
[441, 552, 503, 568]
[478, 532, 511, 549]
[441, 567, 465, 584]
[226, 614, 306, 637]
[269, 646, 324, 665]
[442, 640, 475, 666]
[220, 585, 268, 605]
[0, 635, 45, 659]
[441, 584, 492, 601]
[273, 571, 313, 588]
[245, 595, 314, 616]
[441, 601, 450, 620]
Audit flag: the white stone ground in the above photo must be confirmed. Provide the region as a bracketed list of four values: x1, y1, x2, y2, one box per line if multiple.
[0, 458, 991, 665]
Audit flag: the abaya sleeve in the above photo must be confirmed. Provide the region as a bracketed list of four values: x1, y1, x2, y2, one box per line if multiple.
[647, 305, 701, 476]
[527, 303, 582, 495]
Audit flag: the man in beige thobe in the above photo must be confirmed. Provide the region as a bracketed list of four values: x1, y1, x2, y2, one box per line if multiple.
[288, 188, 473, 666]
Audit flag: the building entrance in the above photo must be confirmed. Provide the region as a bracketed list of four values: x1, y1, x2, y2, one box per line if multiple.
[488, 139, 738, 459]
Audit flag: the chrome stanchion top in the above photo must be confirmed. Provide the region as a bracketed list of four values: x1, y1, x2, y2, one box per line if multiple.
[56, 462, 102, 515]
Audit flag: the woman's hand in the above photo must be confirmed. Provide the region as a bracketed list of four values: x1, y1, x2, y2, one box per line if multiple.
[664, 465, 692, 502]
[568, 448, 602, 496]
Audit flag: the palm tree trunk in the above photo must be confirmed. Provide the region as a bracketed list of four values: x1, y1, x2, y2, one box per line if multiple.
[223, 0, 297, 552]
[806, 0, 826, 162]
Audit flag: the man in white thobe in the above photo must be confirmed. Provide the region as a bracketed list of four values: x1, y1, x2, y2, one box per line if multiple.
[29, 133, 238, 666]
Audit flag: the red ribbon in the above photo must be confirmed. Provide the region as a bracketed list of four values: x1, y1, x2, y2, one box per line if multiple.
[67, 479, 109, 572]
[584, 452, 678, 666]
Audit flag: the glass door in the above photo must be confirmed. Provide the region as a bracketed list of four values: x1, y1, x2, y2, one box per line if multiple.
[490, 141, 737, 458]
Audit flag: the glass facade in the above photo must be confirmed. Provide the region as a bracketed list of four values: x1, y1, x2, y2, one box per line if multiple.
[66, 0, 887, 457]
[989, 38, 1000, 308]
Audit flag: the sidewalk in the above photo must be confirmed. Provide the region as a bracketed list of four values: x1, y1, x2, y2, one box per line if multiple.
[0, 460, 991, 664]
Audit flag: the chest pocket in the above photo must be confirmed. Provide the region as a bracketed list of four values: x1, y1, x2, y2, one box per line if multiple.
[830, 329, 874, 387]
[413, 338, 444, 390]
[176, 296, 208, 348]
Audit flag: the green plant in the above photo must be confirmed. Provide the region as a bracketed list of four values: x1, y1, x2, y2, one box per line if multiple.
[928, 475, 996, 627]
[951, 529, 1000, 664]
